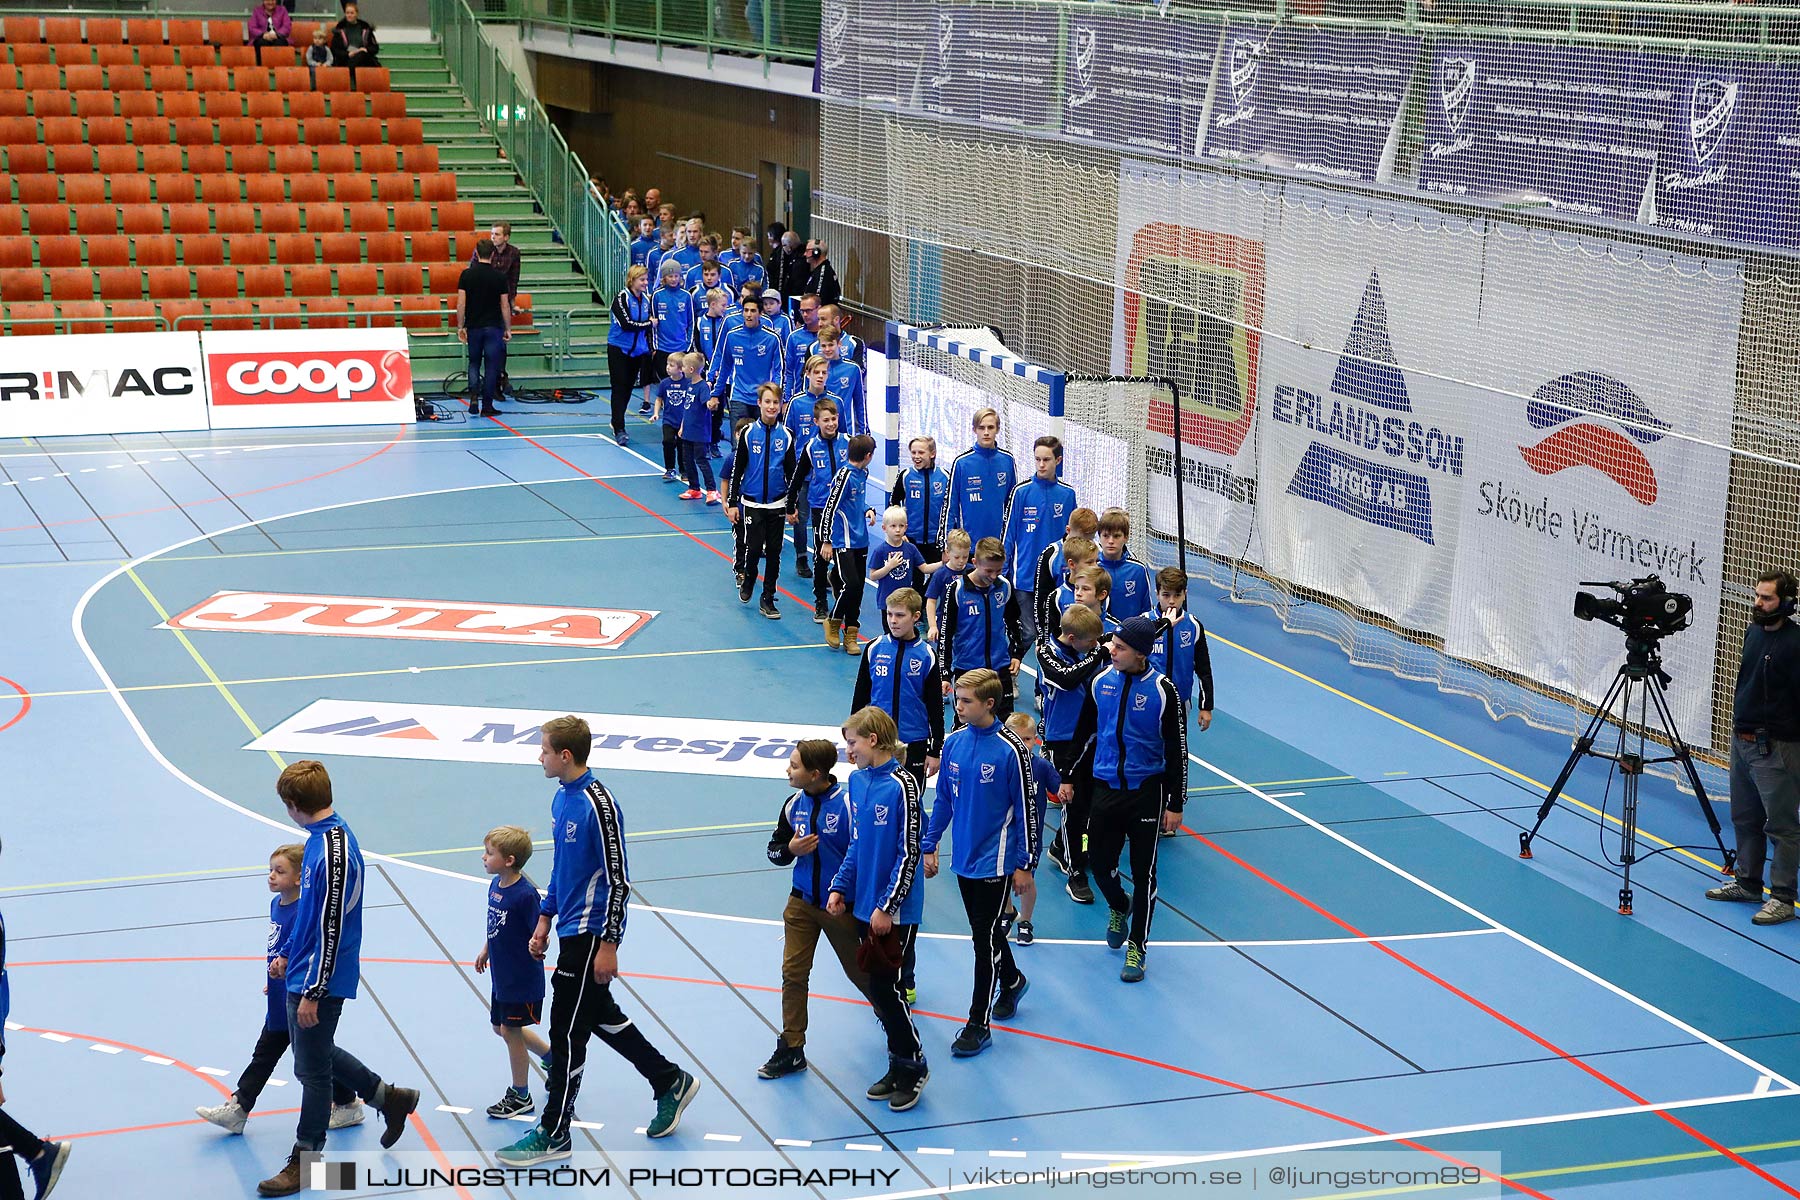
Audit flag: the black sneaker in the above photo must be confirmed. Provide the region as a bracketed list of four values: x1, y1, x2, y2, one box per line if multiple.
[487, 1089, 535, 1119]
[28, 1142, 70, 1200]
[796, 559, 813, 579]
[1015, 919, 1034, 946]
[813, 601, 828, 623]
[865, 1066, 902, 1101]
[888, 1068, 929, 1112]
[1066, 871, 1095, 905]
[760, 599, 781, 620]
[1706, 881, 1762, 903]
[739, 578, 755, 604]
[992, 974, 1028, 1021]
[1045, 836, 1070, 876]
[756, 1039, 807, 1080]
[377, 1084, 419, 1148]
[951, 1024, 991, 1058]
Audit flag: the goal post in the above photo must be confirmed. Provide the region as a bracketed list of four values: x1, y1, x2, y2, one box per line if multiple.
[883, 320, 1065, 479]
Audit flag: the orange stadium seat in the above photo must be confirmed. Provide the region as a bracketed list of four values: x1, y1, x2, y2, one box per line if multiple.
[246, 93, 284, 121]
[15, 176, 58, 205]
[242, 265, 284, 298]
[174, 118, 214, 146]
[399, 295, 444, 330]
[382, 262, 422, 294]
[355, 67, 390, 93]
[395, 203, 433, 233]
[162, 298, 205, 329]
[314, 67, 350, 91]
[146, 266, 191, 299]
[152, 173, 192, 203]
[0, 237, 32, 269]
[95, 45, 136, 69]
[46, 267, 93, 302]
[168, 202, 211, 233]
[187, 144, 227, 174]
[203, 90, 241, 119]
[87, 235, 130, 267]
[285, 92, 325, 121]
[273, 233, 314, 266]
[87, 18, 124, 44]
[44, 16, 81, 42]
[6, 302, 57, 336]
[190, 65, 228, 92]
[233, 148, 271, 174]
[372, 173, 411, 202]
[347, 203, 386, 234]
[182, 234, 225, 266]
[214, 206, 255, 234]
[258, 296, 303, 329]
[0, 269, 43, 302]
[136, 46, 177, 68]
[0, 208, 21, 237]
[110, 175, 151, 206]
[369, 93, 405, 121]
[161, 93, 201, 120]
[302, 118, 339, 146]
[332, 174, 373, 204]
[95, 266, 143, 301]
[212, 20, 245, 45]
[73, 89, 111, 118]
[352, 295, 396, 327]
[261, 206, 300, 234]
[121, 205, 163, 236]
[24, 204, 69, 235]
[64, 64, 103, 91]
[212, 297, 256, 329]
[62, 175, 105, 206]
[63, 300, 108, 334]
[108, 301, 158, 331]
[95, 144, 139, 174]
[246, 175, 285, 206]
[420, 173, 457, 203]
[4, 145, 49, 174]
[138, 145, 181, 173]
[148, 65, 187, 92]
[52, 145, 96, 174]
[0, 94, 25, 118]
[196, 265, 239, 298]
[38, 235, 81, 268]
[129, 118, 172, 146]
[329, 92, 367, 119]
[426, 262, 463, 295]
[166, 19, 206, 46]
[115, 92, 157, 120]
[87, 116, 127, 145]
[408, 231, 448, 263]
[438, 202, 475, 232]
[319, 233, 361, 264]
[336, 262, 376, 296]
[289, 174, 329, 205]
[220, 46, 257, 69]
[357, 144, 397, 175]
[40, 115, 82, 145]
[314, 145, 353, 174]
[305, 204, 343, 232]
[137, 234, 179, 267]
[199, 173, 241, 204]
[0, 118, 36, 144]
[125, 18, 163, 44]
[17, 66, 60, 92]
[226, 234, 269, 265]
[273, 67, 310, 92]
[289, 265, 331, 297]
[108, 67, 149, 91]
[9, 45, 53, 67]
[387, 118, 422, 146]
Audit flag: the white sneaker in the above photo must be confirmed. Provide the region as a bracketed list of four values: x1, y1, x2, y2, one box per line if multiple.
[329, 1100, 366, 1129]
[195, 1099, 247, 1134]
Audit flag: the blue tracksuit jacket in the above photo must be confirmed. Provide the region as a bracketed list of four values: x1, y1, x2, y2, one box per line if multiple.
[285, 812, 366, 1001]
[924, 719, 1038, 875]
[852, 633, 945, 751]
[767, 783, 855, 908]
[539, 770, 632, 941]
[1002, 476, 1078, 592]
[831, 758, 925, 924]
[940, 444, 1017, 547]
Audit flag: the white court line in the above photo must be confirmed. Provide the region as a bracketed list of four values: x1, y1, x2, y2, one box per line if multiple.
[197, 1066, 230, 1076]
[772, 1139, 812, 1148]
[840, 1086, 1800, 1200]
[88, 1043, 122, 1054]
[141, 1055, 173, 1065]
[38, 1034, 71, 1043]
[0, 430, 620, 461]
[436, 1105, 472, 1115]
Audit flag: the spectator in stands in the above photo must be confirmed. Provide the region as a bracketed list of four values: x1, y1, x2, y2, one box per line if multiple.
[804, 240, 841, 307]
[331, 0, 381, 69]
[644, 188, 663, 219]
[248, 0, 292, 62]
[775, 230, 808, 301]
[458, 239, 513, 419]
[629, 217, 658, 269]
[305, 26, 331, 78]
[471, 222, 520, 301]
[607, 265, 656, 446]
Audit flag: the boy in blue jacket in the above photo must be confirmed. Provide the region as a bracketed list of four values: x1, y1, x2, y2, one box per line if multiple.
[1096, 507, 1154, 620]
[761, 739, 868, 1080]
[785, 393, 845, 606]
[196, 844, 362, 1138]
[1034, 603, 1108, 904]
[725, 384, 797, 619]
[890, 436, 951, 567]
[828, 707, 929, 1112]
[1002, 436, 1079, 652]
[938, 537, 1025, 724]
[475, 826, 551, 1119]
[818, 433, 877, 651]
[498, 717, 699, 1165]
[259, 762, 419, 1197]
[851, 586, 944, 790]
[923, 668, 1037, 1057]
[940, 407, 1017, 548]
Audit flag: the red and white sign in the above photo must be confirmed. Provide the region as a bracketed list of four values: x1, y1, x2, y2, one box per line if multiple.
[201, 328, 415, 429]
[0, 332, 209, 438]
[165, 591, 656, 649]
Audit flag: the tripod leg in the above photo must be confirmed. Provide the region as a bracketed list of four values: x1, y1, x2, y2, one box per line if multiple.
[1618, 760, 1640, 916]
[1521, 669, 1631, 859]
[1644, 678, 1737, 875]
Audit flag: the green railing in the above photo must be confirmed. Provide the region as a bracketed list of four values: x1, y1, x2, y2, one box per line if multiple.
[432, 0, 631, 306]
[480, 0, 819, 66]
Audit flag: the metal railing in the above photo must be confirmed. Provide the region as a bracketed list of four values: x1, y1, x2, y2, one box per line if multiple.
[480, 0, 819, 66]
[431, 0, 632, 306]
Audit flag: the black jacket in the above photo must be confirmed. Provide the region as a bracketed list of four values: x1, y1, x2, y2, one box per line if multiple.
[329, 18, 379, 66]
[805, 258, 841, 306]
[1736, 620, 1800, 741]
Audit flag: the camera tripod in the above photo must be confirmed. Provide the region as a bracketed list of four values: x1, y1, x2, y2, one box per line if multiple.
[1518, 636, 1734, 915]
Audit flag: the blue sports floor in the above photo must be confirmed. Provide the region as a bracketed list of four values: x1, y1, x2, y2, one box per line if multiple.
[4, 406, 1800, 1199]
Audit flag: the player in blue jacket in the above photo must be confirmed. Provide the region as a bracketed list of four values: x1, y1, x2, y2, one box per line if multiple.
[263, 761, 419, 1195]
[762, 739, 868, 1080]
[627, 216, 657, 268]
[0, 884, 72, 1200]
[852, 586, 945, 789]
[1002, 436, 1079, 652]
[828, 707, 929, 1112]
[498, 717, 699, 1166]
[781, 295, 825, 398]
[650, 260, 696, 367]
[938, 537, 1025, 723]
[1033, 603, 1108, 905]
[1096, 507, 1154, 620]
[940, 407, 1017, 548]
[818, 434, 876, 650]
[786, 395, 846, 615]
[890, 436, 951, 566]
[923, 668, 1037, 1057]
[1033, 510, 1099, 639]
[710, 299, 785, 423]
[758, 290, 794, 346]
[726, 384, 797, 618]
[818, 335, 866, 437]
[1070, 618, 1188, 983]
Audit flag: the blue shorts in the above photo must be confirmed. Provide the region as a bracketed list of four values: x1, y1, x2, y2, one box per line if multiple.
[490, 998, 542, 1028]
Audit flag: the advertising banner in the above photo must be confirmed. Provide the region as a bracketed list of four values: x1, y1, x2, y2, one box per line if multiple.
[1252, 189, 1486, 635]
[165, 591, 655, 650]
[1444, 241, 1739, 740]
[932, 5, 1060, 129]
[202, 327, 415, 429]
[1062, 14, 1214, 159]
[1203, 26, 1419, 183]
[1419, 40, 1669, 221]
[1651, 59, 1800, 251]
[0, 332, 208, 438]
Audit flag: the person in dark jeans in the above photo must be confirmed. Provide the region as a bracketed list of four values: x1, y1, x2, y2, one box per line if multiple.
[1708, 569, 1800, 926]
[606, 265, 655, 445]
[458, 239, 513, 418]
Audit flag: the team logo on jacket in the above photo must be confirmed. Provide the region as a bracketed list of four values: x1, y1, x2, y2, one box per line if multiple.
[564, 820, 579, 843]
[487, 907, 505, 939]
[874, 804, 890, 826]
[267, 921, 283, 951]
[907, 657, 923, 676]
[823, 812, 841, 834]
[1132, 693, 1148, 711]
[980, 763, 996, 783]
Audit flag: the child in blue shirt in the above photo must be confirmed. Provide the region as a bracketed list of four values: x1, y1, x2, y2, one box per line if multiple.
[196, 844, 362, 1138]
[676, 353, 721, 503]
[923, 530, 971, 646]
[724, 416, 753, 587]
[476, 826, 551, 1119]
[1001, 713, 1062, 946]
[653, 353, 691, 484]
[868, 506, 928, 616]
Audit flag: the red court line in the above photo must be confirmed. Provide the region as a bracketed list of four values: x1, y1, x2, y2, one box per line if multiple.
[489, 417, 826, 619]
[52, 1108, 299, 1143]
[12, 954, 1543, 1195]
[0, 675, 28, 733]
[6, 1020, 232, 1098]
[409, 1110, 476, 1200]
[1184, 824, 1800, 1198]
[0, 426, 406, 535]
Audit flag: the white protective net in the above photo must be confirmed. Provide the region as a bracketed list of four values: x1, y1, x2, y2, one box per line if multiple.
[815, 0, 1800, 788]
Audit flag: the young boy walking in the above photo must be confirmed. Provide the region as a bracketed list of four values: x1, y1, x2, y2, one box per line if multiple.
[818, 433, 877, 651]
[1150, 566, 1215, 837]
[0, 861, 71, 1200]
[725, 383, 797, 620]
[196, 845, 362, 1138]
[761, 740, 870, 1080]
[851, 587, 943, 790]
[923, 669, 1037, 1057]
[1035, 604, 1109, 904]
[497, 717, 700, 1165]
[891, 436, 950, 567]
[923, 530, 971, 646]
[786, 395, 846, 614]
[938, 538, 1025, 724]
[260, 761, 419, 1197]
[476, 826, 552, 1119]
[1002, 436, 1078, 653]
[1095, 508, 1154, 620]
[676, 353, 721, 504]
[828, 708, 930, 1112]
[868, 507, 927, 618]
[1001, 711, 1062, 946]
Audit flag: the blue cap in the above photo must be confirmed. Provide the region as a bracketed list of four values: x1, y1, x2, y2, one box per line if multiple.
[1116, 615, 1160, 657]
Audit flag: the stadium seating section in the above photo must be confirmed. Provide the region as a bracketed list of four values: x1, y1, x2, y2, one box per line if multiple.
[0, 15, 532, 337]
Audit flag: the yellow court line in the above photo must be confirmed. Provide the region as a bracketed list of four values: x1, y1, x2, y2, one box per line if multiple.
[0, 864, 271, 893]
[16, 641, 819, 703]
[388, 820, 771, 859]
[1189, 773, 1355, 794]
[125, 566, 285, 769]
[1210, 631, 1727, 874]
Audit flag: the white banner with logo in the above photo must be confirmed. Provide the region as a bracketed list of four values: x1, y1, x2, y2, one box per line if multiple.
[1253, 190, 1485, 635]
[0, 332, 209, 438]
[249, 699, 843, 780]
[1444, 242, 1740, 740]
[165, 591, 655, 650]
[201, 328, 415, 429]
[1114, 161, 1275, 566]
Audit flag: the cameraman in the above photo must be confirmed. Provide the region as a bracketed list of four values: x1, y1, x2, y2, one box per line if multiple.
[1707, 569, 1800, 926]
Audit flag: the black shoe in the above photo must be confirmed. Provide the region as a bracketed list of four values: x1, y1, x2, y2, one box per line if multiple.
[813, 601, 828, 623]
[951, 1024, 991, 1058]
[486, 1088, 535, 1118]
[1045, 837, 1070, 876]
[481, 406, 499, 417]
[1066, 871, 1095, 905]
[617, 431, 630, 447]
[865, 1066, 902, 1101]
[992, 974, 1028, 1021]
[739, 579, 755, 604]
[377, 1084, 419, 1149]
[760, 599, 781, 620]
[888, 1068, 929, 1112]
[757, 1039, 807, 1079]
[796, 559, 813, 579]
[638, 402, 652, 416]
